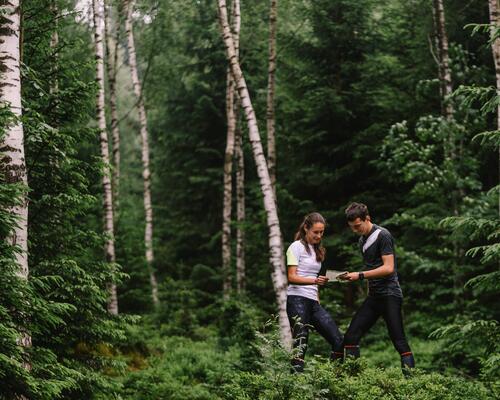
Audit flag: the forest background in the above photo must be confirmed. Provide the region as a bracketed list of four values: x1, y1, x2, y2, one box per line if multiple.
[0, 0, 499, 399]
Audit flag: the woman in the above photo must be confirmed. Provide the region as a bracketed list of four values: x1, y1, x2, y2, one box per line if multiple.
[286, 212, 343, 372]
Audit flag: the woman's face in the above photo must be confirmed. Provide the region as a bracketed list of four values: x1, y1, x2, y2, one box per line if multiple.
[305, 222, 324, 245]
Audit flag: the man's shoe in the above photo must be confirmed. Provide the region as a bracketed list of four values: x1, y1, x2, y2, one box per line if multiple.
[344, 345, 360, 359]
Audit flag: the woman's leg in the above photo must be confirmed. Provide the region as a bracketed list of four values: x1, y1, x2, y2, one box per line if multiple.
[310, 303, 343, 361]
[380, 296, 415, 375]
[343, 297, 380, 358]
[287, 295, 313, 372]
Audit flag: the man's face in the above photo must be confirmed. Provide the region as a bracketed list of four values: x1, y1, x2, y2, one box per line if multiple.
[348, 217, 371, 236]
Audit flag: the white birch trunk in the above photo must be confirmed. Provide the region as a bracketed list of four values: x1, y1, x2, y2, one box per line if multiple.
[93, 0, 118, 315]
[217, 0, 291, 348]
[222, 66, 235, 298]
[104, 0, 121, 207]
[432, 0, 453, 120]
[232, 0, 241, 55]
[221, 0, 241, 298]
[125, 0, 159, 306]
[266, 0, 278, 194]
[232, 0, 245, 294]
[235, 123, 246, 293]
[488, 0, 500, 214]
[0, 0, 32, 370]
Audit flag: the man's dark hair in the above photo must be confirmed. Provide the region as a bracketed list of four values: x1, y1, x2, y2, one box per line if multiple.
[345, 202, 369, 221]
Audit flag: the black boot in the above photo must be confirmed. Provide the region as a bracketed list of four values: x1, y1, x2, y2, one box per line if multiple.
[330, 351, 344, 363]
[291, 358, 304, 373]
[400, 352, 415, 378]
[344, 345, 360, 359]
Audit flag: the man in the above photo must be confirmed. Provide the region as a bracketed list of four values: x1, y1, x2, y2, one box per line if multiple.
[340, 202, 415, 375]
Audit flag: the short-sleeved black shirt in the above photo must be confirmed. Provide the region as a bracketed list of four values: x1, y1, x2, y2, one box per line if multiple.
[358, 224, 402, 298]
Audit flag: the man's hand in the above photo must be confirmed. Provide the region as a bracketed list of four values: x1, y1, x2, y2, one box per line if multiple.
[339, 272, 360, 281]
[315, 275, 329, 286]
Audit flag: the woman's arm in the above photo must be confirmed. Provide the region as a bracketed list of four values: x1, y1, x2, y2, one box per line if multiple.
[288, 266, 329, 285]
[341, 254, 394, 281]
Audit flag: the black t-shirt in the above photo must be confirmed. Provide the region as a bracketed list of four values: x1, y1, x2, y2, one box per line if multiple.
[358, 224, 402, 298]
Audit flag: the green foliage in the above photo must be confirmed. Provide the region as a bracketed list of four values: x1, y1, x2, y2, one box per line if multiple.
[1, 0, 498, 396]
[114, 322, 495, 400]
[216, 297, 264, 371]
[119, 335, 239, 400]
[222, 361, 493, 400]
[434, 186, 499, 382]
[0, 107, 36, 398]
[128, 0, 227, 292]
[219, 324, 494, 399]
[154, 278, 201, 337]
[0, 0, 131, 397]
[114, 320, 495, 400]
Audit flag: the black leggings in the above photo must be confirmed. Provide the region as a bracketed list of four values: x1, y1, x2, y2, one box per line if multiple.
[343, 295, 411, 356]
[286, 295, 343, 362]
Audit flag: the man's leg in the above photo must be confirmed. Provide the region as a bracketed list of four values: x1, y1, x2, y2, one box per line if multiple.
[380, 296, 415, 376]
[343, 297, 380, 359]
[286, 296, 312, 372]
[310, 303, 344, 362]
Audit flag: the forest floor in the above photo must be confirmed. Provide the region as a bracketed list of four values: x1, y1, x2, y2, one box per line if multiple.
[112, 321, 498, 400]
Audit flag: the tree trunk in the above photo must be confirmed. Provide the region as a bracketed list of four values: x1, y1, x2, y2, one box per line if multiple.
[217, 0, 291, 348]
[222, 66, 235, 298]
[235, 123, 246, 293]
[125, 0, 159, 307]
[432, 0, 459, 190]
[232, 0, 241, 55]
[488, 0, 500, 215]
[432, 0, 453, 120]
[266, 0, 278, 194]
[232, 0, 245, 294]
[104, 0, 121, 208]
[222, 0, 241, 298]
[0, 0, 32, 370]
[93, 0, 118, 315]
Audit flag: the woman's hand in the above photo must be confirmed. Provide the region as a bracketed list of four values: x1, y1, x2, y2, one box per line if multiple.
[315, 275, 329, 286]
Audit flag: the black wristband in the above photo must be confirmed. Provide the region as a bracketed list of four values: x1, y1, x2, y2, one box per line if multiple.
[359, 272, 365, 281]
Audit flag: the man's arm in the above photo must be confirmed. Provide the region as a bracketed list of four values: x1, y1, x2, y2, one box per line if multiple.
[341, 254, 394, 281]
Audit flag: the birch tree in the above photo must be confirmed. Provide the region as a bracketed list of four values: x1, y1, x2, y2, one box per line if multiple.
[222, 68, 235, 298]
[231, 0, 246, 294]
[125, 0, 159, 306]
[432, 0, 453, 120]
[104, 0, 121, 205]
[0, 0, 32, 368]
[93, 0, 118, 314]
[230, 0, 246, 294]
[488, 0, 500, 213]
[217, 0, 291, 347]
[222, 0, 241, 298]
[235, 124, 246, 293]
[266, 0, 278, 193]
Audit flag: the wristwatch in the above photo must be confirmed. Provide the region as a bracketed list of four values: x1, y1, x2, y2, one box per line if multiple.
[358, 272, 365, 281]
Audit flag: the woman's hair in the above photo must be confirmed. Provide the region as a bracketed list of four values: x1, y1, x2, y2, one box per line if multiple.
[294, 212, 326, 262]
